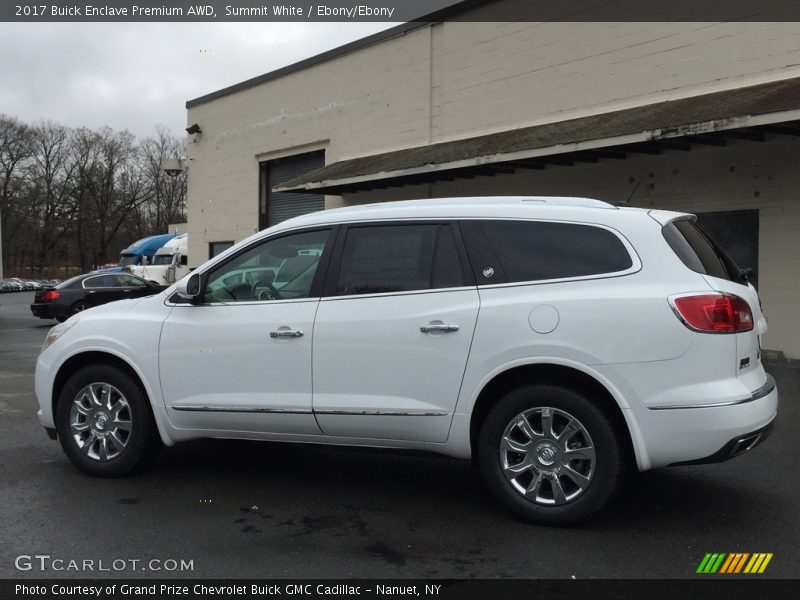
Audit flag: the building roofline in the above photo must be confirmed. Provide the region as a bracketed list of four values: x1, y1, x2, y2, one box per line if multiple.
[185, 0, 496, 109]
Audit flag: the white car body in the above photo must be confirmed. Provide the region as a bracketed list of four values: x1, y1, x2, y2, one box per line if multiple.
[34, 197, 777, 520]
[127, 234, 189, 286]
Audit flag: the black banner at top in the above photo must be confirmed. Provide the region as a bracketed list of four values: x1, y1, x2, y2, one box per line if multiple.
[3, 0, 800, 22]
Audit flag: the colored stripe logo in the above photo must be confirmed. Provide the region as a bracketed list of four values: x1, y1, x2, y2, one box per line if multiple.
[696, 553, 773, 574]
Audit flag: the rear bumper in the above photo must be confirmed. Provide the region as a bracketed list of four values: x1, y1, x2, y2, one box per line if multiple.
[669, 418, 774, 466]
[30, 303, 63, 319]
[631, 378, 778, 469]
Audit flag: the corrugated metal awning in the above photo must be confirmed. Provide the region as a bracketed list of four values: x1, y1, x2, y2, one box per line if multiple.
[274, 77, 800, 195]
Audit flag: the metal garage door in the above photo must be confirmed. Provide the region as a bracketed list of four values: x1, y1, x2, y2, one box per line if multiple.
[260, 150, 325, 229]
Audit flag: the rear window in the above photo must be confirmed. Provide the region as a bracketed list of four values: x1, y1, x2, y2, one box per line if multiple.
[474, 220, 634, 283]
[662, 219, 737, 281]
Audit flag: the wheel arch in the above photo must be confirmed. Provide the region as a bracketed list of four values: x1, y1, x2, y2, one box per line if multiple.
[52, 350, 173, 446]
[467, 362, 642, 470]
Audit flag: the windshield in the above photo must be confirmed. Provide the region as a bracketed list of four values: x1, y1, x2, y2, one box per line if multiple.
[119, 254, 139, 267]
[151, 254, 174, 266]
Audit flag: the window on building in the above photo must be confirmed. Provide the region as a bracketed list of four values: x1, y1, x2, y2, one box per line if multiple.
[335, 224, 464, 296]
[259, 150, 325, 229]
[209, 241, 234, 259]
[474, 220, 633, 283]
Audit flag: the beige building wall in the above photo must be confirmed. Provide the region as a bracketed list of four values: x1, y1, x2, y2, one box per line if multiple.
[186, 10, 800, 356]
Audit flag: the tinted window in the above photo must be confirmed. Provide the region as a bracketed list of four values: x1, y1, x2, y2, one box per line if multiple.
[336, 225, 464, 295]
[205, 229, 329, 302]
[663, 219, 735, 281]
[695, 211, 757, 286]
[477, 220, 633, 283]
[83, 275, 116, 288]
[115, 274, 147, 287]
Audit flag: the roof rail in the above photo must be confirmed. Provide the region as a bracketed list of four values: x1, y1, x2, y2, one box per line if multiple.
[520, 197, 617, 209]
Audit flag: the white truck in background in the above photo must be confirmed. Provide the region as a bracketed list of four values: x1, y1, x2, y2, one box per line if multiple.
[127, 234, 189, 285]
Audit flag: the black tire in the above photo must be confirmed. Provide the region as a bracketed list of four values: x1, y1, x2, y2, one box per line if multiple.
[55, 316, 67, 323]
[55, 364, 159, 477]
[71, 300, 92, 315]
[478, 384, 624, 526]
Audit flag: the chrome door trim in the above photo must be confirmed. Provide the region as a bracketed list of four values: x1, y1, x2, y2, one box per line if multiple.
[170, 406, 450, 417]
[170, 406, 313, 414]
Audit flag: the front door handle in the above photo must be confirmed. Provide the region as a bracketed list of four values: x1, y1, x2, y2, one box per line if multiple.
[420, 323, 459, 334]
[270, 329, 304, 338]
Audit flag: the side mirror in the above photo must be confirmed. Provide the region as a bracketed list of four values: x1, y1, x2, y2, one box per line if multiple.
[175, 273, 202, 301]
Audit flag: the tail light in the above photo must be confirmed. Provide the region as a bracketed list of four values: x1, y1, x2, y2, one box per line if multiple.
[42, 290, 60, 303]
[670, 293, 753, 333]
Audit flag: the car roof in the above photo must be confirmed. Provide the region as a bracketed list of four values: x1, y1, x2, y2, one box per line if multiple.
[268, 196, 690, 233]
[57, 272, 146, 288]
[204, 197, 692, 268]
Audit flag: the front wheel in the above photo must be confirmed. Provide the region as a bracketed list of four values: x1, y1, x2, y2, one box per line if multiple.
[478, 384, 624, 525]
[55, 365, 159, 476]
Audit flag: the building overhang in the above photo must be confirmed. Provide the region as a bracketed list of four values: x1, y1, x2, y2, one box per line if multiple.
[274, 77, 800, 195]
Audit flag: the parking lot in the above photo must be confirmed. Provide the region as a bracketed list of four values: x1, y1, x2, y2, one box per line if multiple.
[1, 290, 798, 579]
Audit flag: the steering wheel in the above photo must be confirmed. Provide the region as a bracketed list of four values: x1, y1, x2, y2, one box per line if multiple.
[214, 282, 253, 301]
[257, 281, 283, 301]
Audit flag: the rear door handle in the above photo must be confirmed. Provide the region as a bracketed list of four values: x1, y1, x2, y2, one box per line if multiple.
[270, 329, 304, 338]
[420, 323, 459, 333]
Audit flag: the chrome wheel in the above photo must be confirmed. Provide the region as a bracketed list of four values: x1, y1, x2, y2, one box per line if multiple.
[500, 406, 596, 506]
[69, 383, 132, 461]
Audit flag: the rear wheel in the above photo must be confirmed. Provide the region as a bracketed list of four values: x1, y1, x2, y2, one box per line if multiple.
[478, 384, 624, 525]
[71, 300, 91, 315]
[55, 365, 159, 477]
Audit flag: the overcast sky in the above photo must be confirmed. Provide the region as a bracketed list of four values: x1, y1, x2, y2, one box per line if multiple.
[0, 22, 397, 139]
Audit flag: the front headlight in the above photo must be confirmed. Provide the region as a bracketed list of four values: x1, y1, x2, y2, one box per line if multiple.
[42, 319, 78, 352]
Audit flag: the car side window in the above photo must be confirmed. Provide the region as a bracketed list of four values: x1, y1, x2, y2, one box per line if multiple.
[204, 229, 330, 303]
[472, 220, 633, 284]
[83, 275, 115, 288]
[335, 224, 464, 296]
[115, 274, 147, 287]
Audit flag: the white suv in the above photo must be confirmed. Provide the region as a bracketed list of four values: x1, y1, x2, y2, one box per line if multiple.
[34, 197, 778, 525]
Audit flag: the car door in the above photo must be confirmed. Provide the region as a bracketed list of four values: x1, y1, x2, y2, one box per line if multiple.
[82, 274, 120, 305]
[312, 222, 479, 442]
[159, 227, 333, 435]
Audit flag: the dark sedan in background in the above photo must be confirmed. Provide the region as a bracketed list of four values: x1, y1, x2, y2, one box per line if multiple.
[31, 272, 165, 322]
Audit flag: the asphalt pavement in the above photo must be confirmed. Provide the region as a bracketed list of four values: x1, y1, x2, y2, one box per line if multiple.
[1, 291, 798, 578]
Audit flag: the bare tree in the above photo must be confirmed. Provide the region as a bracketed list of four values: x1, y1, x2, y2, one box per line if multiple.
[29, 121, 77, 275]
[0, 114, 34, 277]
[82, 127, 149, 265]
[139, 126, 187, 232]
[1, 116, 188, 277]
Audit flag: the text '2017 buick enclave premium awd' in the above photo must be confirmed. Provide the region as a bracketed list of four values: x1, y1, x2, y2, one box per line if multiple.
[35, 197, 777, 525]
